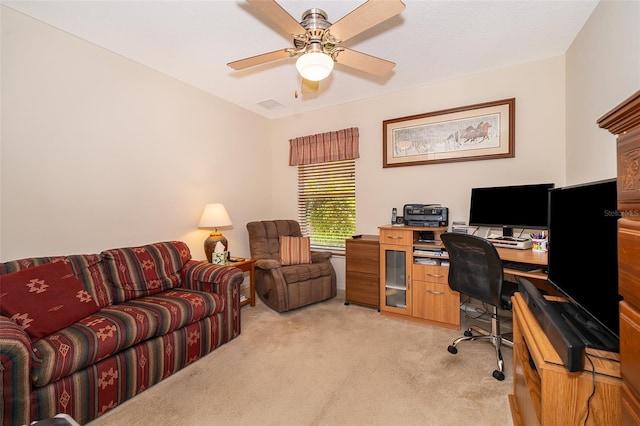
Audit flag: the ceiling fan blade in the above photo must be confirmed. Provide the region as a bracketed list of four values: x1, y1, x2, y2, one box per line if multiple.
[301, 79, 319, 94]
[227, 49, 291, 70]
[336, 48, 396, 77]
[328, 0, 406, 43]
[246, 0, 305, 36]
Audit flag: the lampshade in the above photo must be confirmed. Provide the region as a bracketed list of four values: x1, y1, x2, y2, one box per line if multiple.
[198, 203, 232, 228]
[199, 203, 232, 263]
[296, 52, 334, 82]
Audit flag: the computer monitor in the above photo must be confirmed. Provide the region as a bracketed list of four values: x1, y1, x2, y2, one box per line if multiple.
[468, 183, 554, 237]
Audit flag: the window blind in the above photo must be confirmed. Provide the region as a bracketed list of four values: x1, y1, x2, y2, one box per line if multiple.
[297, 159, 356, 250]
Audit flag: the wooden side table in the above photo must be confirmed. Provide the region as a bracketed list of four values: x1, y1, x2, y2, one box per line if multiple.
[227, 258, 256, 307]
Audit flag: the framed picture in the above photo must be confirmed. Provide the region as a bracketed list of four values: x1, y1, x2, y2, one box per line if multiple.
[383, 98, 515, 168]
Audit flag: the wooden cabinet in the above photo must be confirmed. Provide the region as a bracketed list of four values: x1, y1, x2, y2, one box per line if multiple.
[345, 235, 380, 309]
[379, 225, 459, 330]
[509, 292, 621, 425]
[598, 90, 640, 425]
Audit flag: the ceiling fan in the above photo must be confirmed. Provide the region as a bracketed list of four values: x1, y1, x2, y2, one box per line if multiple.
[227, 0, 406, 94]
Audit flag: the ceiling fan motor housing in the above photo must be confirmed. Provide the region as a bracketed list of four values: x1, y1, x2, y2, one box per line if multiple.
[293, 8, 339, 57]
[301, 8, 330, 30]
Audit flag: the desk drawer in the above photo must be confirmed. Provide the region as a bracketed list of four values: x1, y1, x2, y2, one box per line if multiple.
[346, 240, 379, 274]
[346, 271, 379, 308]
[413, 280, 459, 325]
[413, 264, 448, 284]
[380, 229, 412, 246]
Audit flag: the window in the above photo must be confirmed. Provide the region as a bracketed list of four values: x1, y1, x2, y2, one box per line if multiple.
[289, 127, 359, 251]
[297, 159, 355, 250]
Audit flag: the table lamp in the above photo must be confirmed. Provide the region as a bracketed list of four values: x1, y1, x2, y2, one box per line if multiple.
[198, 203, 232, 263]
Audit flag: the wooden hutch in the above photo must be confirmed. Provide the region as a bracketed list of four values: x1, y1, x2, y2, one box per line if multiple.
[598, 90, 640, 425]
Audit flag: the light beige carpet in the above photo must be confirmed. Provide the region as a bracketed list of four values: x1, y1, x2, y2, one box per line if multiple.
[88, 292, 515, 426]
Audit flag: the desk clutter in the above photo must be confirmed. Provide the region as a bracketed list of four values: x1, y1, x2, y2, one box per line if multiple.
[530, 232, 548, 252]
[486, 234, 532, 249]
[390, 182, 553, 251]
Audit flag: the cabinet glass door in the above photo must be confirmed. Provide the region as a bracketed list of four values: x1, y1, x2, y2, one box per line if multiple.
[383, 248, 409, 311]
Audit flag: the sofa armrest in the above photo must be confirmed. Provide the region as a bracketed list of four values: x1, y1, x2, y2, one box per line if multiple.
[181, 260, 244, 294]
[0, 316, 32, 426]
[311, 251, 332, 263]
[255, 259, 281, 270]
[180, 260, 245, 342]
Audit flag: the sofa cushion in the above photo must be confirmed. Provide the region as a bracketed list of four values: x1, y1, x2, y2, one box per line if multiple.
[124, 289, 224, 335]
[279, 236, 312, 265]
[0, 261, 100, 340]
[65, 254, 113, 307]
[0, 254, 113, 308]
[30, 288, 223, 387]
[102, 241, 191, 303]
[31, 303, 159, 387]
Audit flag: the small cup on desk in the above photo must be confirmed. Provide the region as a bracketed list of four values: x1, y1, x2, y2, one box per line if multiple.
[532, 239, 548, 252]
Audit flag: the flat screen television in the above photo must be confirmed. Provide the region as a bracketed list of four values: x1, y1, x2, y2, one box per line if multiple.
[469, 183, 554, 237]
[547, 178, 620, 351]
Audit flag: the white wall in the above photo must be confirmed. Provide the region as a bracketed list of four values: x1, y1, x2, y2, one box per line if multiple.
[565, 0, 640, 185]
[270, 57, 567, 289]
[2, 1, 639, 292]
[1, 7, 271, 261]
[271, 57, 567, 235]
[268, 0, 640, 290]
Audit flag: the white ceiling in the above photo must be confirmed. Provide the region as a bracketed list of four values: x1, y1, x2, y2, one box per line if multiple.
[2, 0, 599, 119]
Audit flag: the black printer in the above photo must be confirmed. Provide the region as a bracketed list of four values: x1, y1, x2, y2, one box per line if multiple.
[403, 204, 449, 227]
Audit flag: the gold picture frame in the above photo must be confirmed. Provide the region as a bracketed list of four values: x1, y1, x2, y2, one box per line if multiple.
[383, 98, 515, 168]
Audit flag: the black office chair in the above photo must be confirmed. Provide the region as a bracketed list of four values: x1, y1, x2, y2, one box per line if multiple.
[440, 232, 519, 381]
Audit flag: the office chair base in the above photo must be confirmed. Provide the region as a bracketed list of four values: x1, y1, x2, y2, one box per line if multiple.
[465, 325, 514, 347]
[447, 325, 510, 381]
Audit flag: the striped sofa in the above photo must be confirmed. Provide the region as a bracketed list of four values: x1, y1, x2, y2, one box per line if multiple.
[0, 241, 244, 426]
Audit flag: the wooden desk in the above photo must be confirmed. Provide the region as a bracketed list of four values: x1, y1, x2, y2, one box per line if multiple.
[497, 247, 547, 278]
[378, 225, 553, 328]
[496, 246, 547, 266]
[495, 247, 558, 295]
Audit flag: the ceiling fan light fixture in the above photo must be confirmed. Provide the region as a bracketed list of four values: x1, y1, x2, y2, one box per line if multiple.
[296, 52, 334, 81]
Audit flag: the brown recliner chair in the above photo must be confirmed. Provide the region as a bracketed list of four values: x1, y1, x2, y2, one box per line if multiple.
[246, 220, 337, 312]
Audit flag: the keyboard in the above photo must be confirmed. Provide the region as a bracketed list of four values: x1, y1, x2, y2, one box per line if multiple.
[502, 260, 541, 272]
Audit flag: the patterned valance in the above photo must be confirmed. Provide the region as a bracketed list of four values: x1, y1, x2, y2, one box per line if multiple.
[289, 127, 360, 166]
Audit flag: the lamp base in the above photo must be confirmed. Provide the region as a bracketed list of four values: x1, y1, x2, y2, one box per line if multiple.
[204, 231, 228, 263]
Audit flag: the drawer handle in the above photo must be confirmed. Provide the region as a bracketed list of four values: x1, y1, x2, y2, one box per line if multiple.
[427, 273, 445, 278]
[386, 236, 403, 239]
[427, 290, 444, 295]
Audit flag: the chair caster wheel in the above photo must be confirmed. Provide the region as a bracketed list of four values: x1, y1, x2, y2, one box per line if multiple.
[463, 329, 473, 337]
[447, 345, 458, 354]
[492, 370, 505, 381]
